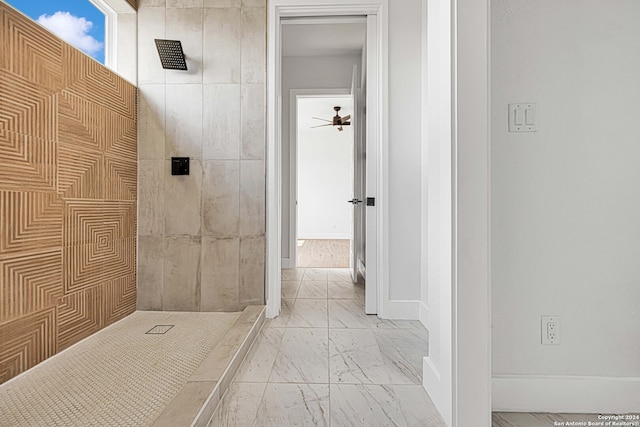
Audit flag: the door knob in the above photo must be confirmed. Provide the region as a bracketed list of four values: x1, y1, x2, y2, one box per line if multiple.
[347, 199, 363, 204]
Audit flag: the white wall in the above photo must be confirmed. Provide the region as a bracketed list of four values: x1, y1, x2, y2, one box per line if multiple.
[281, 55, 361, 257]
[492, 0, 640, 412]
[387, 0, 423, 301]
[297, 122, 353, 239]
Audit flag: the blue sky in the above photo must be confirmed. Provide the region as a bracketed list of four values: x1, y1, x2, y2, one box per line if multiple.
[4, 0, 106, 63]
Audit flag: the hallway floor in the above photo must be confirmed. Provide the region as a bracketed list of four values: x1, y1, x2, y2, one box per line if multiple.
[209, 268, 446, 426]
[297, 239, 350, 268]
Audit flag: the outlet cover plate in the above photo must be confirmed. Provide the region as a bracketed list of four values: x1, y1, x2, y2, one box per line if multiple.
[541, 315, 560, 345]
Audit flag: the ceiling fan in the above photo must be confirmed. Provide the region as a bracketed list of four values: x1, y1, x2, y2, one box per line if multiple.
[311, 106, 351, 131]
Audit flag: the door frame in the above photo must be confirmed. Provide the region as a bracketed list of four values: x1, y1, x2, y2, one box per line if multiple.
[266, 0, 389, 319]
[287, 89, 352, 270]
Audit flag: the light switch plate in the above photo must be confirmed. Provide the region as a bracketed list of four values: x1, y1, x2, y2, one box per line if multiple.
[509, 103, 538, 132]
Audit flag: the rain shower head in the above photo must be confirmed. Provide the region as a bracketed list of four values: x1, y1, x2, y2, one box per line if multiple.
[154, 39, 188, 70]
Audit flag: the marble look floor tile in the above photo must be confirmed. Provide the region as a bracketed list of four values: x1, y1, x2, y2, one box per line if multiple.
[264, 299, 293, 328]
[234, 328, 285, 383]
[281, 281, 300, 299]
[328, 281, 365, 300]
[491, 412, 603, 427]
[288, 299, 328, 328]
[254, 383, 330, 427]
[296, 281, 328, 299]
[330, 384, 446, 427]
[373, 328, 428, 384]
[302, 268, 328, 281]
[328, 299, 374, 329]
[281, 268, 305, 281]
[327, 269, 352, 282]
[269, 328, 329, 383]
[329, 329, 390, 384]
[209, 382, 266, 427]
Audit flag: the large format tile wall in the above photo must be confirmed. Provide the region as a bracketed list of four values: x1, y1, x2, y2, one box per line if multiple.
[0, 4, 138, 383]
[137, 0, 266, 312]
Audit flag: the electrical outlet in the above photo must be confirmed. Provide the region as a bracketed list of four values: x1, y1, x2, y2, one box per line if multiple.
[541, 316, 560, 345]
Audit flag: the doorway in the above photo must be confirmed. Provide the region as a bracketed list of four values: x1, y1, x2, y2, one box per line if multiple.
[295, 95, 354, 269]
[269, 9, 382, 319]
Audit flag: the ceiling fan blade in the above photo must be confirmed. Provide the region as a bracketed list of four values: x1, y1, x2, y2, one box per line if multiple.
[341, 115, 351, 122]
[311, 123, 333, 128]
[312, 117, 332, 122]
[342, 121, 351, 126]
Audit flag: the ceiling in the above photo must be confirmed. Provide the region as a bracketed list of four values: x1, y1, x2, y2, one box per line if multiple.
[282, 22, 366, 57]
[298, 96, 354, 134]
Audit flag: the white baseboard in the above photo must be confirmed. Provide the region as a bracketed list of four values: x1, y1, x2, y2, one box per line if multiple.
[381, 300, 419, 320]
[298, 233, 350, 240]
[281, 258, 294, 269]
[357, 259, 365, 278]
[493, 375, 640, 413]
[423, 357, 452, 427]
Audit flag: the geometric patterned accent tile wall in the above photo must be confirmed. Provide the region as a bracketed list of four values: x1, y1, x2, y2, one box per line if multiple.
[0, 4, 137, 384]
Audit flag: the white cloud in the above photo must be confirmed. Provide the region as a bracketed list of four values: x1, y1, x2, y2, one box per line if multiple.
[37, 11, 103, 57]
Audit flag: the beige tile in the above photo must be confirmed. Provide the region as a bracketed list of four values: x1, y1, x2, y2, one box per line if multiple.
[330, 384, 447, 427]
[241, 8, 266, 84]
[328, 280, 365, 300]
[201, 236, 239, 311]
[206, 0, 241, 6]
[116, 13, 136, 81]
[297, 281, 328, 299]
[303, 268, 328, 281]
[239, 160, 265, 235]
[138, 0, 166, 6]
[164, 159, 203, 235]
[210, 382, 265, 427]
[138, 7, 166, 84]
[281, 268, 305, 281]
[203, 8, 241, 84]
[269, 328, 328, 383]
[152, 381, 215, 427]
[235, 327, 284, 382]
[264, 298, 293, 328]
[241, 84, 265, 160]
[327, 269, 352, 282]
[167, 0, 203, 7]
[288, 299, 327, 328]
[163, 236, 202, 311]
[166, 8, 203, 84]
[0, 311, 241, 426]
[242, 0, 266, 7]
[281, 280, 300, 299]
[190, 324, 248, 382]
[137, 235, 164, 310]
[238, 305, 265, 323]
[328, 299, 371, 329]
[138, 84, 166, 160]
[239, 235, 265, 306]
[203, 84, 241, 159]
[255, 383, 330, 426]
[138, 160, 165, 236]
[202, 160, 240, 236]
[166, 84, 203, 159]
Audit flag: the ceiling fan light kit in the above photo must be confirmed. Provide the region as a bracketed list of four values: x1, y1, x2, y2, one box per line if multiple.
[311, 106, 351, 131]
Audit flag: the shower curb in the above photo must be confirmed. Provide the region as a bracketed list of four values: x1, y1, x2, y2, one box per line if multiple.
[151, 305, 266, 427]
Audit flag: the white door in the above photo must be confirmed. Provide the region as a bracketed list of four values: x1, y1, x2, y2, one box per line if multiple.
[349, 65, 361, 283]
[364, 14, 377, 314]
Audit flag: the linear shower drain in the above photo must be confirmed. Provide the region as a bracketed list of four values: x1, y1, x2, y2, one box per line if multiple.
[146, 325, 175, 335]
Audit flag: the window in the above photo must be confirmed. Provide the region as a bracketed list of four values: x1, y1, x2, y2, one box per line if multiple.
[4, 0, 107, 64]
